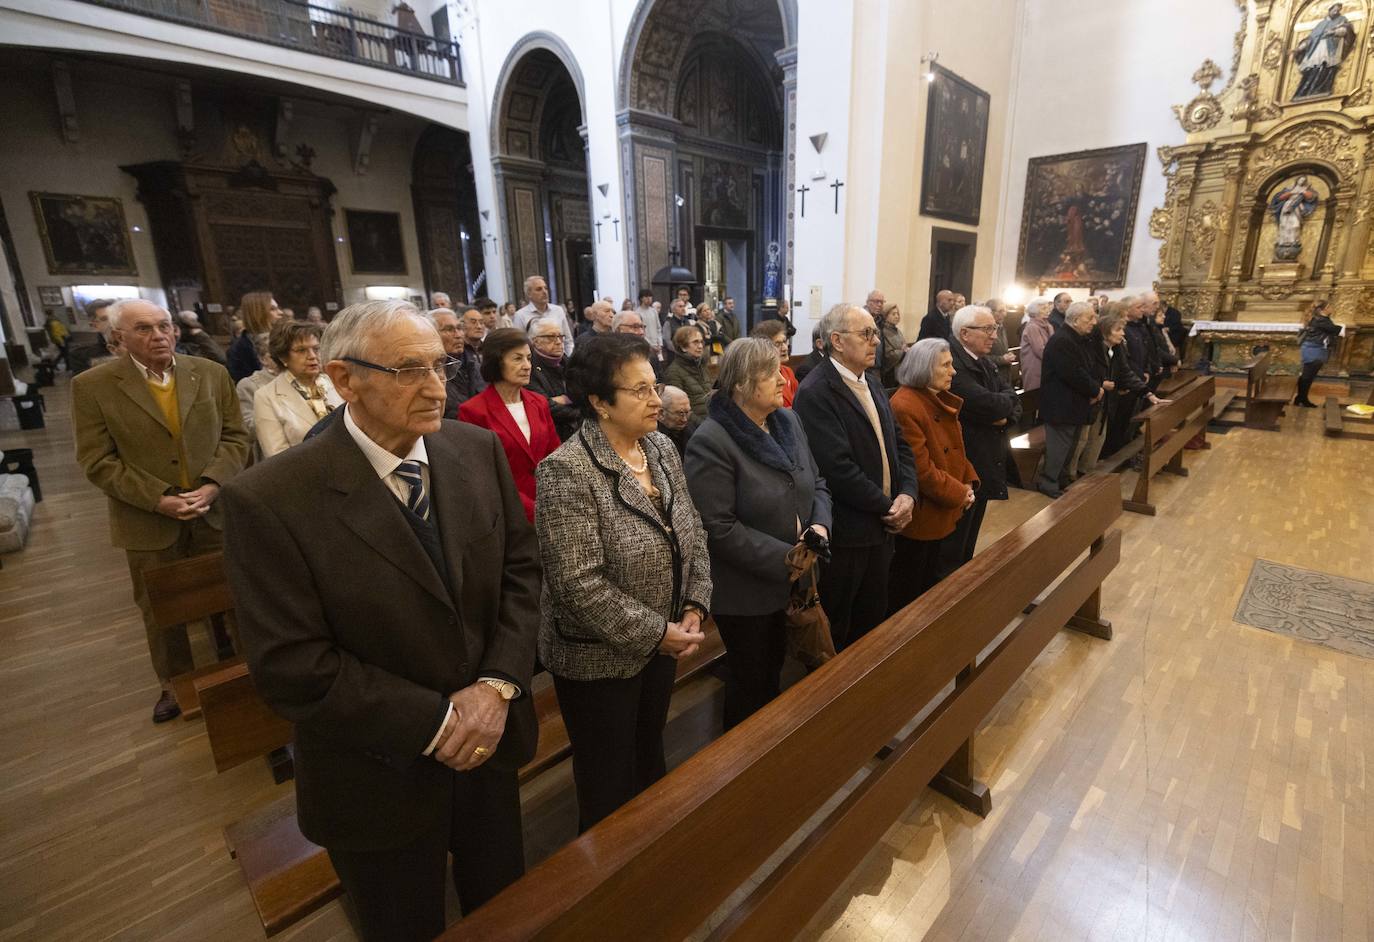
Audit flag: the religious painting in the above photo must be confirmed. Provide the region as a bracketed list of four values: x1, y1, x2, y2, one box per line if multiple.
[1288, 0, 1364, 101]
[919, 65, 990, 226]
[1015, 143, 1147, 288]
[699, 159, 750, 229]
[29, 192, 137, 276]
[344, 209, 407, 275]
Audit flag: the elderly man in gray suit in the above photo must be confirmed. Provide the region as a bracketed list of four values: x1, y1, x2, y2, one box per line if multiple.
[221, 300, 542, 942]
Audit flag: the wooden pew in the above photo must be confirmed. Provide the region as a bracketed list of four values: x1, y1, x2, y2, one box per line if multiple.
[1009, 425, 1045, 487]
[1323, 395, 1374, 441]
[143, 552, 237, 720]
[1234, 351, 1296, 431]
[220, 625, 727, 936]
[437, 474, 1123, 942]
[1122, 375, 1214, 516]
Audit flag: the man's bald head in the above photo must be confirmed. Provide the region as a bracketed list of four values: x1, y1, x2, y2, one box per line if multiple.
[936, 290, 956, 314]
[659, 385, 692, 430]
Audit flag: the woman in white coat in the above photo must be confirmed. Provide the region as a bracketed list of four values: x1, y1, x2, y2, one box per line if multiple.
[253, 319, 341, 457]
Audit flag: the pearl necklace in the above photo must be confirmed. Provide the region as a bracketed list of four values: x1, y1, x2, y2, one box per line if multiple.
[624, 441, 648, 474]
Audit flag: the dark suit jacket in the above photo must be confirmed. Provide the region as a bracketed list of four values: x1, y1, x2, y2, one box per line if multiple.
[1124, 319, 1159, 379]
[221, 416, 541, 852]
[948, 342, 1021, 500]
[1040, 329, 1101, 426]
[917, 309, 952, 342]
[793, 358, 917, 548]
[793, 350, 825, 382]
[528, 356, 581, 441]
[459, 385, 561, 523]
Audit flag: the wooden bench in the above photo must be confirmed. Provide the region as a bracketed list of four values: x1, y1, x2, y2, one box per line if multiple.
[1229, 350, 1296, 431]
[1323, 395, 1374, 441]
[221, 625, 727, 936]
[438, 474, 1123, 941]
[1122, 375, 1214, 516]
[1009, 424, 1045, 487]
[143, 552, 238, 720]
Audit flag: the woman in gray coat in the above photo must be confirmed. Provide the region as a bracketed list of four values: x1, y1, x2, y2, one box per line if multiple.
[685, 338, 832, 729]
[534, 333, 712, 832]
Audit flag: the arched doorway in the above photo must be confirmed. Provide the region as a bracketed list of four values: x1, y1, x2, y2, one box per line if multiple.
[620, 0, 796, 326]
[412, 126, 484, 303]
[492, 41, 595, 311]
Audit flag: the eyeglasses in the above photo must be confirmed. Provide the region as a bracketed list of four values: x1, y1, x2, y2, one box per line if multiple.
[437, 325, 461, 335]
[837, 328, 880, 342]
[618, 323, 647, 333]
[531, 333, 564, 344]
[343, 355, 461, 386]
[615, 383, 660, 401]
[963, 324, 998, 334]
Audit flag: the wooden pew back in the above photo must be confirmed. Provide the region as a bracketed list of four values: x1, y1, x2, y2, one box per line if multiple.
[439, 474, 1124, 942]
[1124, 376, 1213, 515]
[142, 551, 234, 628]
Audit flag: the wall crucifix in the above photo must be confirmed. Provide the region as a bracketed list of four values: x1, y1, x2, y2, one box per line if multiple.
[797, 184, 810, 217]
[595, 220, 603, 244]
[831, 179, 845, 214]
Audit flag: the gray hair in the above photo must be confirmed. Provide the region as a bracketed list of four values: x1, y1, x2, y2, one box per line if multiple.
[895, 338, 950, 389]
[950, 304, 991, 336]
[107, 298, 168, 330]
[611, 310, 642, 330]
[1065, 300, 1096, 325]
[717, 336, 781, 401]
[527, 315, 563, 336]
[250, 331, 272, 360]
[1118, 294, 1137, 309]
[660, 384, 689, 408]
[1025, 297, 1051, 319]
[430, 291, 451, 306]
[427, 308, 453, 320]
[522, 274, 545, 298]
[818, 302, 858, 354]
[320, 299, 431, 364]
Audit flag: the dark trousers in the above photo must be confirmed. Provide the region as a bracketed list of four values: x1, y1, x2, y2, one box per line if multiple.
[819, 539, 894, 651]
[326, 765, 524, 942]
[554, 654, 677, 832]
[1037, 423, 1081, 493]
[1296, 358, 1324, 404]
[887, 535, 944, 615]
[938, 496, 988, 574]
[1104, 392, 1141, 456]
[713, 611, 788, 730]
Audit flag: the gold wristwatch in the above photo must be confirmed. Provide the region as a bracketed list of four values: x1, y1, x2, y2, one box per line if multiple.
[480, 678, 518, 700]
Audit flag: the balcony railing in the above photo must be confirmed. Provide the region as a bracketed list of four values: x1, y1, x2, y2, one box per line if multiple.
[79, 0, 463, 85]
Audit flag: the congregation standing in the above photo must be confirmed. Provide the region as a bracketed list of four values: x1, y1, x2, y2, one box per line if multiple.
[70, 273, 1246, 942]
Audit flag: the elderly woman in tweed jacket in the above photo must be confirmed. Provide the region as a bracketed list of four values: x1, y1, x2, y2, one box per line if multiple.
[534, 333, 712, 832]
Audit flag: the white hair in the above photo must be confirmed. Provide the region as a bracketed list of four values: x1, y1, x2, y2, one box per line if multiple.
[818, 302, 860, 354]
[895, 338, 950, 389]
[527, 315, 563, 336]
[950, 304, 991, 335]
[611, 311, 642, 330]
[430, 291, 451, 306]
[107, 298, 168, 330]
[1064, 300, 1096, 325]
[522, 275, 546, 298]
[660, 385, 689, 407]
[320, 299, 433, 364]
[1025, 297, 1051, 319]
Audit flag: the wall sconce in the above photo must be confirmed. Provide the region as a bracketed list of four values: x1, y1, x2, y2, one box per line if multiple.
[1001, 283, 1026, 305]
[920, 52, 939, 83]
[364, 285, 410, 300]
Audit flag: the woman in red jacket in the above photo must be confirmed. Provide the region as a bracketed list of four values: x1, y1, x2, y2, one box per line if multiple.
[458, 327, 560, 522]
[887, 338, 979, 614]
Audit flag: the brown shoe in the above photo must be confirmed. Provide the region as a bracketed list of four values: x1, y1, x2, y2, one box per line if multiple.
[153, 690, 181, 723]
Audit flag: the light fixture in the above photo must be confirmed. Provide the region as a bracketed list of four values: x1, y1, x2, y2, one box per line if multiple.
[364, 285, 410, 300]
[920, 52, 939, 83]
[674, 194, 686, 208]
[1002, 283, 1026, 305]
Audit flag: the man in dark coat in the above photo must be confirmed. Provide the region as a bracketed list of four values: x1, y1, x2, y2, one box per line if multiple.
[1049, 292, 1073, 333]
[794, 303, 917, 650]
[1037, 302, 1105, 497]
[918, 289, 956, 341]
[528, 317, 581, 440]
[433, 308, 484, 416]
[222, 300, 541, 942]
[946, 304, 1022, 571]
[793, 323, 827, 382]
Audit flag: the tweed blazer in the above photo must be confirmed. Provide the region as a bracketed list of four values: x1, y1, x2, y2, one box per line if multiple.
[221, 415, 541, 851]
[73, 354, 250, 551]
[534, 420, 712, 681]
[252, 370, 342, 458]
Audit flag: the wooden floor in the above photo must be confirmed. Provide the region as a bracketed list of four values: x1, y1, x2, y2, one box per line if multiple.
[1, 377, 1370, 941]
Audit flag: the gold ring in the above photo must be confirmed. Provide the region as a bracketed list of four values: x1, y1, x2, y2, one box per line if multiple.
[472, 746, 489, 757]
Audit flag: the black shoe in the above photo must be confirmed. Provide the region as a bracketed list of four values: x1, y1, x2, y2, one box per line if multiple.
[1036, 483, 1063, 499]
[1295, 399, 1317, 408]
[153, 690, 181, 723]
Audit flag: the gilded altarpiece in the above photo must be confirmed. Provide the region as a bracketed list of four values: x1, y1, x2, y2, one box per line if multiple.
[1153, 0, 1374, 376]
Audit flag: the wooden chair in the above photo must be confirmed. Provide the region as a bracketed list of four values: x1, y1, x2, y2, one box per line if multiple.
[1122, 375, 1214, 515]
[437, 475, 1124, 941]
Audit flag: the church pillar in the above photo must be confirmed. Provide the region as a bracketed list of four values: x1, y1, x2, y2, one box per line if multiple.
[776, 45, 798, 298]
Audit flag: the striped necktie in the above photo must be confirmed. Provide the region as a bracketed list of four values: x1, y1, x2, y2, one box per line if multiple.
[395, 460, 430, 522]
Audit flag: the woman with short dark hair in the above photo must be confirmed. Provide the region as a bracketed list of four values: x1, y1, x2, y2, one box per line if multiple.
[535, 333, 712, 831]
[253, 319, 340, 457]
[458, 327, 560, 521]
[685, 338, 830, 728]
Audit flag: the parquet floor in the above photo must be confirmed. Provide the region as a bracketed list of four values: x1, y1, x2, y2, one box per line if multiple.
[1, 377, 1370, 941]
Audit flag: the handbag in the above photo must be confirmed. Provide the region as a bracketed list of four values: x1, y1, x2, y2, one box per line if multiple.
[784, 543, 836, 670]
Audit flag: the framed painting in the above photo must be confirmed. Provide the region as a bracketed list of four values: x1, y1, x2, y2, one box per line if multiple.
[345, 209, 407, 275]
[29, 192, 137, 276]
[919, 65, 991, 226]
[1015, 142, 1147, 288]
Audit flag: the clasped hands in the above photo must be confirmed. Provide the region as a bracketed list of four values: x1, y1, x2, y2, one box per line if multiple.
[432, 682, 509, 771]
[660, 608, 705, 661]
[881, 493, 915, 533]
[156, 483, 220, 521]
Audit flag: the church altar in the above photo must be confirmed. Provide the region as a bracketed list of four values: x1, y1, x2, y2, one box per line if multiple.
[1189, 321, 1348, 374]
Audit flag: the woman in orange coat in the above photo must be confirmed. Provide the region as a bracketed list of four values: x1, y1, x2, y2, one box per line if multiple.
[887, 338, 979, 614]
[458, 327, 561, 522]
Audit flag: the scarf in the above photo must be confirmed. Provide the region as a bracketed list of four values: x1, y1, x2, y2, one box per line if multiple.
[708, 393, 797, 474]
[289, 375, 333, 420]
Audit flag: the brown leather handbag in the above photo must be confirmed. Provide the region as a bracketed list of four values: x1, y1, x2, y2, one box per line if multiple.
[784, 543, 836, 670]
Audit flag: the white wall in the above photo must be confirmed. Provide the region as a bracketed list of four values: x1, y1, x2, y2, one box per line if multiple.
[993, 0, 1239, 300]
